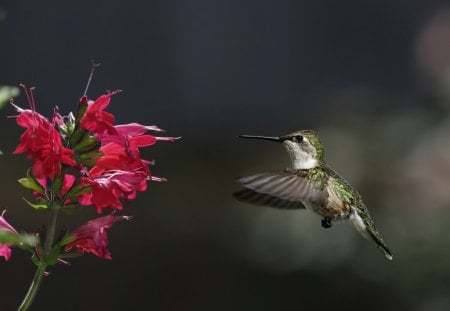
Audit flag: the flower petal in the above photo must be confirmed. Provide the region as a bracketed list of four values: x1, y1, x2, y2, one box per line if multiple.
[0, 244, 12, 261]
[64, 215, 131, 259]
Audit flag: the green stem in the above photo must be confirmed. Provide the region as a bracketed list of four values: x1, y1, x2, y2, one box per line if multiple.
[44, 206, 59, 255]
[18, 204, 60, 311]
[17, 262, 47, 311]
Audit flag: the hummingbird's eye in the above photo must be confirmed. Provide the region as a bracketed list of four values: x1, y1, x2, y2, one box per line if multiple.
[293, 135, 303, 142]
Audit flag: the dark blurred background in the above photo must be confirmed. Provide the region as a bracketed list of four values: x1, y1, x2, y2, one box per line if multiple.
[1, 0, 450, 310]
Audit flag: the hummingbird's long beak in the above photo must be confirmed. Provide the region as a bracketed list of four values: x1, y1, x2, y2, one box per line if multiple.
[239, 135, 282, 142]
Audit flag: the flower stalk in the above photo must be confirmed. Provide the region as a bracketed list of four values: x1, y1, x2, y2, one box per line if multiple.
[18, 261, 47, 311]
[18, 201, 60, 311]
[43, 203, 60, 255]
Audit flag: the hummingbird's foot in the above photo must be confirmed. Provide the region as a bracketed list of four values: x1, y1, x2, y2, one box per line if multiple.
[321, 217, 332, 229]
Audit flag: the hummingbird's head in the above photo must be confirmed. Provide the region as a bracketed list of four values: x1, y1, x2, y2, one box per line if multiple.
[239, 130, 323, 169]
[279, 130, 323, 169]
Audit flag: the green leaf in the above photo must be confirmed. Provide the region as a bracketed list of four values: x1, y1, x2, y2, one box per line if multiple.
[59, 235, 76, 247]
[51, 176, 63, 195]
[0, 231, 21, 244]
[43, 236, 78, 265]
[0, 85, 20, 109]
[23, 197, 49, 210]
[74, 134, 99, 153]
[19, 233, 39, 249]
[77, 151, 103, 167]
[44, 246, 62, 265]
[18, 177, 45, 194]
[66, 121, 75, 137]
[76, 97, 88, 121]
[66, 184, 91, 199]
[69, 128, 86, 146]
[0, 231, 38, 249]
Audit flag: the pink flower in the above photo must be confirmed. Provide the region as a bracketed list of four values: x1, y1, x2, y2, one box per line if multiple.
[64, 215, 131, 259]
[0, 210, 19, 261]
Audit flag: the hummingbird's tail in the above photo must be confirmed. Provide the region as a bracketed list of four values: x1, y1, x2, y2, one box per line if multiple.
[365, 226, 393, 260]
[350, 211, 393, 260]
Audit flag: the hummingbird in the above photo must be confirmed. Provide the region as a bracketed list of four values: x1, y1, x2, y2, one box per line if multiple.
[234, 130, 393, 260]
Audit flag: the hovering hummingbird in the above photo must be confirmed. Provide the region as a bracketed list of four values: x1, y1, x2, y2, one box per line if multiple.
[234, 130, 393, 260]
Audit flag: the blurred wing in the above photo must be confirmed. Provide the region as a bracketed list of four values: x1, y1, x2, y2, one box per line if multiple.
[234, 188, 306, 209]
[235, 171, 328, 209]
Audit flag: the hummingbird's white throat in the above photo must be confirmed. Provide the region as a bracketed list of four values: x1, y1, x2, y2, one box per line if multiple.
[282, 140, 319, 169]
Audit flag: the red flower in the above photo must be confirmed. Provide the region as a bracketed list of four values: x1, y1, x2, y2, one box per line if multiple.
[13, 106, 77, 180]
[95, 141, 152, 172]
[78, 92, 177, 212]
[95, 122, 178, 158]
[0, 210, 19, 261]
[78, 136, 164, 213]
[64, 215, 131, 259]
[79, 169, 149, 213]
[61, 174, 76, 197]
[80, 91, 121, 134]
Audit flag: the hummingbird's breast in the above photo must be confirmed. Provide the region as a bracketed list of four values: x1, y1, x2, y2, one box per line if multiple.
[303, 178, 352, 220]
[303, 200, 350, 220]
